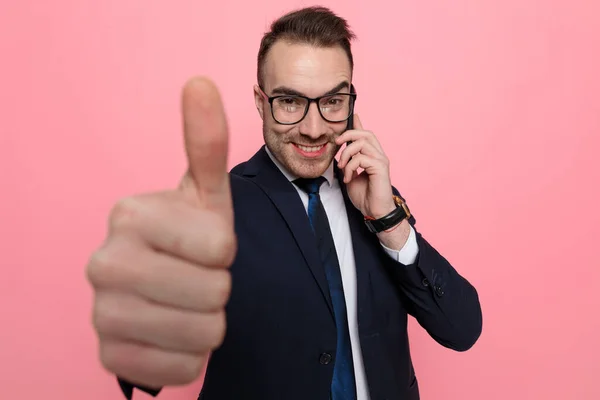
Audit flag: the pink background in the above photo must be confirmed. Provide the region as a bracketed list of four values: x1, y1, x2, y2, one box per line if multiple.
[2, 1, 599, 399]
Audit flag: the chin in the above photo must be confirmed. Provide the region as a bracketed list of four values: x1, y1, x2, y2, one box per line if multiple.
[295, 168, 326, 179]
[288, 156, 332, 179]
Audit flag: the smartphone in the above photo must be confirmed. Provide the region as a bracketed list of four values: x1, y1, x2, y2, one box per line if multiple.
[345, 84, 356, 143]
[346, 112, 353, 131]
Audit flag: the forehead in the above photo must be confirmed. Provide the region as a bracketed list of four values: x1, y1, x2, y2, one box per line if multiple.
[262, 40, 352, 96]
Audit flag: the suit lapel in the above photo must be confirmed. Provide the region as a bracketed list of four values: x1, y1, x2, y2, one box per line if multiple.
[241, 147, 335, 319]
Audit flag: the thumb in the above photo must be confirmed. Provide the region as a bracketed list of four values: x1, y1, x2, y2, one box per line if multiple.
[180, 77, 232, 215]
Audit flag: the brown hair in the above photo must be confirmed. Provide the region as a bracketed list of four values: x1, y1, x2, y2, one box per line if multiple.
[257, 6, 356, 88]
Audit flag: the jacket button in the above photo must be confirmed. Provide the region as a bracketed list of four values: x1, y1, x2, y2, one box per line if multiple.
[422, 278, 429, 287]
[319, 353, 332, 365]
[435, 285, 444, 297]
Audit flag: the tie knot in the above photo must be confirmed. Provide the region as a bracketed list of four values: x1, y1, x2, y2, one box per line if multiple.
[294, 176, 327, 195]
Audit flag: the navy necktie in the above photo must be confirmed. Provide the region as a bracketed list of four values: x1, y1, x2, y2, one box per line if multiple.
[294, 177, 357, 400]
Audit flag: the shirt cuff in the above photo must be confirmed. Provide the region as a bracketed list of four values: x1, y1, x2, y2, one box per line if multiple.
[381, 225, 419, 265]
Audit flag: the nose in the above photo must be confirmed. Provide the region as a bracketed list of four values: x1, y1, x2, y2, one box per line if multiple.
[298, 102, 327, 139]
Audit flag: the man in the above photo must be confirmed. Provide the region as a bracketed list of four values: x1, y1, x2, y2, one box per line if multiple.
[86, 6, 482, 400]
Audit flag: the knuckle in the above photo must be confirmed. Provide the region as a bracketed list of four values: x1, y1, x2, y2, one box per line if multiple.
[180, 356, 205, 383]
[98, 342, 122, 374]
[207, 311, 227, 349]
[214, 270, 232, 308]
[181, 311, 226, 353]
[209, 225, 237, 267]
[202, 270, 232, 310]
[109, 197, 141, 231]
[86, 248, 116, 288]
[86, 242, 133, 289]
[86, 250, 105, 287]
[93, 295, 124, 336]
[98, 341, 147, 380]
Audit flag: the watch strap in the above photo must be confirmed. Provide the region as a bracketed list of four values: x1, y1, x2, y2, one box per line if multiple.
[364, 195, 411, 233]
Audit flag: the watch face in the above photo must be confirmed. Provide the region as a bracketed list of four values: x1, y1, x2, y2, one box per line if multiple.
[393, 195, 411, 219]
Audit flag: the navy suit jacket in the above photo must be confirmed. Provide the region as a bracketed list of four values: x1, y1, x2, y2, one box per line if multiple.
[119, 146, 482, 400]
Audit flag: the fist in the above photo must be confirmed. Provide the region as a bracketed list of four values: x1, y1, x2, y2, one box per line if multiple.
[86, 77, 236, 388]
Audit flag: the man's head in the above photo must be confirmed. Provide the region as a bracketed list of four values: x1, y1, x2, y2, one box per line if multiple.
[254, 6, 357, 178]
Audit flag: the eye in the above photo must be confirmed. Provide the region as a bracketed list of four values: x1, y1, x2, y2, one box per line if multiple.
[321, 96, 345, 106]
[279, 96, 301, 105]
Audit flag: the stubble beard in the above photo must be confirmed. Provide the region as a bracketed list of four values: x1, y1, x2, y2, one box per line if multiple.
[263, 125, 341, 179]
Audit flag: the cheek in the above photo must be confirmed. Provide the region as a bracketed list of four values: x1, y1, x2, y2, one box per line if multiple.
[268, 124, 297, 139]
[334, 122, 348, 135]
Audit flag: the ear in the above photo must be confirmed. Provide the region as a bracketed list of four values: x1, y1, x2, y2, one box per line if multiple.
[253, 85, 265, 120]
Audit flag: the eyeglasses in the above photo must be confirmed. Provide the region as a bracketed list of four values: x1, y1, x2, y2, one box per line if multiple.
[258, 86, 357, 125]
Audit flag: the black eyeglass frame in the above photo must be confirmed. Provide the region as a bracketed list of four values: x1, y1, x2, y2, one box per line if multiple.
[258, 84, 357, 125]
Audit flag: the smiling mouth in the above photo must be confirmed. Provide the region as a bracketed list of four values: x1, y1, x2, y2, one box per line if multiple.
[295, 143, 326, 153]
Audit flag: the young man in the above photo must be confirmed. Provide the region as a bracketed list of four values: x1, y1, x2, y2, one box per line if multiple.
[87, 6, 482, 400]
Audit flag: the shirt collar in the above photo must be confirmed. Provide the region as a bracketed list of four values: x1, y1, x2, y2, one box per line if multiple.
[264, 145, 335, 187]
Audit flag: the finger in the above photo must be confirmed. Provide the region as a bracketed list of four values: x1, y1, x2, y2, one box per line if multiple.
[344, 154, 366, 182]
[345, 169, 359, 184]
[88, 242, 231, 312]
[343, 154, 384, 183]
[338, 139, 380, 168]
[94, 292, 226, 354]
[181, 77, 231, 212]
[335, 128, 383, 153]
[338, 115, 386, 154]
[99, 339, 209, 387]
[336, 130, 384, 154]
[107, 195, 236, 268]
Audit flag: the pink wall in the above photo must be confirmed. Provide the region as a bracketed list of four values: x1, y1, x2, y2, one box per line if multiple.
[2, 0, 599, 399]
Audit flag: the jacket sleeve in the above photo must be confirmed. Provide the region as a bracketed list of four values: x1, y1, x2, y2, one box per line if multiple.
[384, 186, 483, 351]
[117, 377, 162, 399]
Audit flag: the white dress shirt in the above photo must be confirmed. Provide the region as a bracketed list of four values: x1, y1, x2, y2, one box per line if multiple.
[265, 147, 419, 400]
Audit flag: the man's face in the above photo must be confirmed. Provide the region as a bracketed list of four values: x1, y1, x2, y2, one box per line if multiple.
[254, 41, 352, 179]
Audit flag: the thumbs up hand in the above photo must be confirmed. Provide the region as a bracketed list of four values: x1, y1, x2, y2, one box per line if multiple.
[86, 77, 236, 388]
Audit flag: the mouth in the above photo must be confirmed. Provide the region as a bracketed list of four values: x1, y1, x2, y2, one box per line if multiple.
[292, 143, 328, 158]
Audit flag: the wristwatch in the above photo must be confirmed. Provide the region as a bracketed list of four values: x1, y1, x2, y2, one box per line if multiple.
[364, 195, 411, 234]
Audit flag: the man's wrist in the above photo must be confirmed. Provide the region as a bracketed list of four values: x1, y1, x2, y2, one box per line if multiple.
[367, 200, 397, 220]
[377, 219, 412, 250]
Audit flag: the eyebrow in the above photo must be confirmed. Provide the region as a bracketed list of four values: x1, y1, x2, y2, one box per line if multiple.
[270, 81, 350, 97]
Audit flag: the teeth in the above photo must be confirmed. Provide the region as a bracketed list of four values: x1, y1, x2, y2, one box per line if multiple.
[298, 144, 324, 153]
